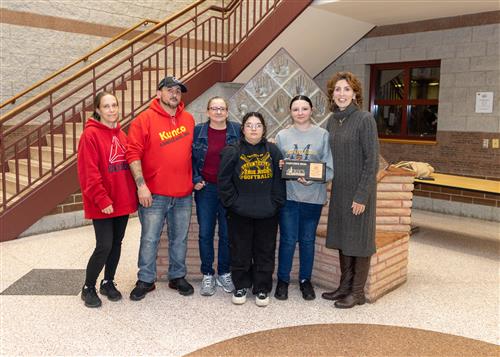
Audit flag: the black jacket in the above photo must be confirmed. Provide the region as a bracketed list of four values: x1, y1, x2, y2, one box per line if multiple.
[218, 138, 286, 218]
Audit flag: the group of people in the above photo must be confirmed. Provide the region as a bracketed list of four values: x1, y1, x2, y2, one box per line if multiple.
[77, 72, 379, 310]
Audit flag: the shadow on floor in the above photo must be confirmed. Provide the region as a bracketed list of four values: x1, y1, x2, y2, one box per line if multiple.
[411, 226, 500, 261]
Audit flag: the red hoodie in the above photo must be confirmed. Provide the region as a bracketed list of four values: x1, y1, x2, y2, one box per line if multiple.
[126, 99, 194, 197]
[77, 119, 138, 219]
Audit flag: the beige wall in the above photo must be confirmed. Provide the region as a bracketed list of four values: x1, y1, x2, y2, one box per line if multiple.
[234, 6, 374, 83]
[0, 0, 203, 104]
[316, 22, 500, 178]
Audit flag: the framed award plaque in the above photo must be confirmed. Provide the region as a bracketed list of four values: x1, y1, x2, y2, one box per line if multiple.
[282, 160, 326, 182]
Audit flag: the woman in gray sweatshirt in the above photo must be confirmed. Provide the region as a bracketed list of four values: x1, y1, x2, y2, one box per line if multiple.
[274, 95, 333, 301]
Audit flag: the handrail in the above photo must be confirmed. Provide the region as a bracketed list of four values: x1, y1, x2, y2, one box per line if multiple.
[0, 0, 289, 213]
[0, 0, 309, 241]
[0, 0, 223, 123]
[0, 18, 159, 109]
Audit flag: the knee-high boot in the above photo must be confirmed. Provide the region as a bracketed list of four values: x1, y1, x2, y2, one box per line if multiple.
[334, 256, 371, 309]
[321, 251, 354, 301]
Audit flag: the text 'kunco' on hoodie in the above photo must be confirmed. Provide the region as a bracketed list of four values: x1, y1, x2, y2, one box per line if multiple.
[77, 119, 138, 219]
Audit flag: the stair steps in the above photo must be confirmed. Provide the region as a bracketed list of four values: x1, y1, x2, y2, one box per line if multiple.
[65, 122, 85, 137]
[46, 133, 80, 150]
[29, 145, 75, 163]
[0, 172, 30, 195]
[8, 159, 52, 178]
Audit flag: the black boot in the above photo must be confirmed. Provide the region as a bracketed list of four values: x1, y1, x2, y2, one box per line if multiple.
[321, 252, 354, 301]
[335, 256, 371, 309]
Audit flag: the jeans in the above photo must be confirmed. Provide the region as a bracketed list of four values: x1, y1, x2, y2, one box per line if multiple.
[277, 200, 323, 283]
[85, 215, 129, 287]
[194, 182, 230, 276]
[137, 194, 192, 283]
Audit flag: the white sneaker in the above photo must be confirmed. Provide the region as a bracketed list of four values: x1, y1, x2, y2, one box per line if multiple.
[232, 288, 247, 305]
[255, 292, 269, 307]
[216, 273, 235, 293]
[200, 274, 216, 296]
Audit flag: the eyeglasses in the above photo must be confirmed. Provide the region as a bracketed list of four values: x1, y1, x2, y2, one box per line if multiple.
[208, 107, 227, 112]
[244, 123, 263, 129]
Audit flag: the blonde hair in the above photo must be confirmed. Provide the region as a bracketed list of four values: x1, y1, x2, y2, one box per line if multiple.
[206, 96, 229, 110]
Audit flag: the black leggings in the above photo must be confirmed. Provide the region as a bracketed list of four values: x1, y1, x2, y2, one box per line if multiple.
[85, 215, 129, 287]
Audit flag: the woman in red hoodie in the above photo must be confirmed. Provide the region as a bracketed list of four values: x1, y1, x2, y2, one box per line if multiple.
[77, 91, 138, 308]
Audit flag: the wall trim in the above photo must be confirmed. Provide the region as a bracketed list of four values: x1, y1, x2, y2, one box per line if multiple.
[0, 8, 147, 39]
[366, 10, 500, 38]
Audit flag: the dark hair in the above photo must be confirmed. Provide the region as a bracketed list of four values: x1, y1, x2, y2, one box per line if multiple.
[289, 95, 313, 109]
[326, 71, 363, 109]
[241, 111, 266, 138]
[92, 91, 118, 121]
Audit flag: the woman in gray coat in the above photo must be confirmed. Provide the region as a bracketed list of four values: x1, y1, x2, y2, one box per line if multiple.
[322, 71, 379, 309]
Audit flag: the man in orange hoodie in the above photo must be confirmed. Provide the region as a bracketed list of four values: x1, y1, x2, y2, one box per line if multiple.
[127, 76, 195, 300]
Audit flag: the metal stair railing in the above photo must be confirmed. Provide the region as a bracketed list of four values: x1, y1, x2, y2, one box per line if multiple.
[0, 0, 284, 211]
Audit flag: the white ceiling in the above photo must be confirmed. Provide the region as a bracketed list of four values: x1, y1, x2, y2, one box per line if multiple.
[312, 0, 500, 26]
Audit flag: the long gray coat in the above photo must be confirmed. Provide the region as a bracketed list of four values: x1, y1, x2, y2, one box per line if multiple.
[326, 104, 379, 257]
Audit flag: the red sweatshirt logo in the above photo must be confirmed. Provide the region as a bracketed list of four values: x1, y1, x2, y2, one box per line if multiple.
[109, 136, 126, 164]
[108, 136, 129, 173]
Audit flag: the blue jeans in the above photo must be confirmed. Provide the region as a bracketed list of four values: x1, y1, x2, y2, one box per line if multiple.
[194, 182, 230, 275]
[137, 194, 192, 283]
[277, 200, 323, 283]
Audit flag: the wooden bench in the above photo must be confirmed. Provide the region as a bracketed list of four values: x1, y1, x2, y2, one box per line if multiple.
[413, 172, 499, 222]
[415, 173, 500, 194]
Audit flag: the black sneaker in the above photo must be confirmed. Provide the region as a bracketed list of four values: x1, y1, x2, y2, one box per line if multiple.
[81, 286, 102, 308]
[300, 279, 316, 300]
[168, 277, 194, 296]
[99, 280, 122, 301]
[255, 292, 270, 307]
[129, 280, 156, 301]
[274, 280, 289, 300]
[232, 288, 247, 305]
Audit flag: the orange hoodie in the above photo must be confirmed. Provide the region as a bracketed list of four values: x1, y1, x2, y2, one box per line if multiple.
[127, 98, 194, 197]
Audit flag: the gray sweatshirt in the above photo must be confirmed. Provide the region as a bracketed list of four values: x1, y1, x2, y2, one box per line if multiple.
[275, 125, 333, 205]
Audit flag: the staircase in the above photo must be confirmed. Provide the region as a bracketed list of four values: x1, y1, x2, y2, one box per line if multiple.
[0, 0, 312, 242]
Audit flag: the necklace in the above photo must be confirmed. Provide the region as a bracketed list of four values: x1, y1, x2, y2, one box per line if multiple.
[338, 117, 347, 126]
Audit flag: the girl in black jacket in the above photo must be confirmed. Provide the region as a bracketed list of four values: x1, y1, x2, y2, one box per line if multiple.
[218, 112, 286, 307]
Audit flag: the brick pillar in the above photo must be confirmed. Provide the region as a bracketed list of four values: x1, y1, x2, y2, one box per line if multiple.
[156, 166, 415, 302]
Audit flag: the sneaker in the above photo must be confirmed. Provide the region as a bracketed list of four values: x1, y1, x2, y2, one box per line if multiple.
[255, 292, 270, 307]
[168, 277, 194, 296]
[300, 279, 316, 300]
[232, 288, 247, 305]
[81, 286, 102, 308]
[99, 280, 122, 301]
[200, 274, 216, 296]
[216, 273, 235, 293]
[274, 280, 289, 300]
[129, 280, 156, 301]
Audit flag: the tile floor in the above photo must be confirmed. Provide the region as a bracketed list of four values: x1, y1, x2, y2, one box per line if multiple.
[0, 209, 498, 356]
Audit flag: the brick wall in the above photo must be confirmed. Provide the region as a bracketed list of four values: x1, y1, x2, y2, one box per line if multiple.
[48, 192, 83, 215]
[380, 131, 500, 179]
[157, 166, 414, 302]
[315, 21, 500, 179]
[414, 183, 500, 208]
